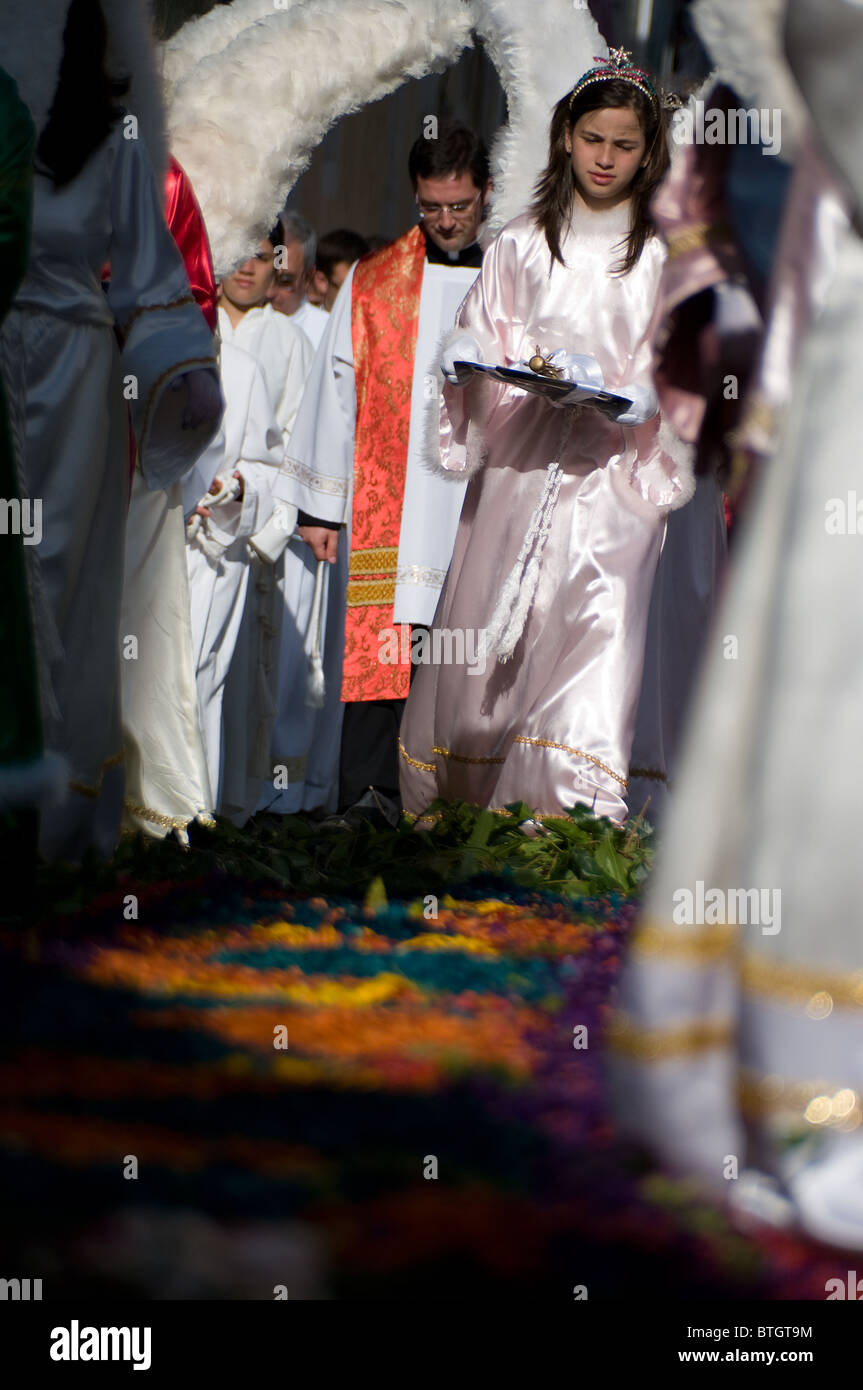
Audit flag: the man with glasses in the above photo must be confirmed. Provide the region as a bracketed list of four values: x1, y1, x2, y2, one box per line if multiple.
[264, 122, 491, 825]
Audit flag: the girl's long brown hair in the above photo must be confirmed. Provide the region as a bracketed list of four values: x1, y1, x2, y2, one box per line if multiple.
[530, 78, 670, 275]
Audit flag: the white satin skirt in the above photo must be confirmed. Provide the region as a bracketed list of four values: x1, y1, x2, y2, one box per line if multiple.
[399, 448, 664, 823]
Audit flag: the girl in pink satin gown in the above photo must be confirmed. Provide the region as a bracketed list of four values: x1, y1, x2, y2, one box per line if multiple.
[399, 51, 695, 825]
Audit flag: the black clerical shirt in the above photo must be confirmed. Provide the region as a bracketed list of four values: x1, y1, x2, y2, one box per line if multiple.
[421, 231, 483, 269]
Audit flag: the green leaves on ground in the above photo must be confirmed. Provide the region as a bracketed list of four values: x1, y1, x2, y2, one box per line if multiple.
[23, 800, 653, 926]
[29, 800, 651, 916]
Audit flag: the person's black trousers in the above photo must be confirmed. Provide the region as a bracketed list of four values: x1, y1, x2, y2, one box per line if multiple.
[338, 699, 405, 811]
[337, 625, 428, 811]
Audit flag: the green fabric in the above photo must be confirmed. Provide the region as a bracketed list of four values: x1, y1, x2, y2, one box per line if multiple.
[0, 66, 42, 775]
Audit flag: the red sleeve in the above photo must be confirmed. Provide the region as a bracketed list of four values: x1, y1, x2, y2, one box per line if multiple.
[163, 156, 218, 333]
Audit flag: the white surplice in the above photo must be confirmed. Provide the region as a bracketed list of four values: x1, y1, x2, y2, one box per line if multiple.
[394, 260, 479, 624]
[214, 303, 313, 821]
[1, 122, 219, 861]
[185, 342, 283, 809]
[262, 254, 479, 813]
[259, 276, 354, 814]
[217, 303, 312, 444]
[290, 297, 328, 350]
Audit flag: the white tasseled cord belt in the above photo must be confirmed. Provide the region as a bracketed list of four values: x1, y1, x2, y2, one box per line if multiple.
[483, 411, 575, 662]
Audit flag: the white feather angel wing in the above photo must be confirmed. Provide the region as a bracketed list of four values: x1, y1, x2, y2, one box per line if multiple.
[160, 0, 281, 89]
[163, 0, 611, 273]
[164, 0, 476, 275]
[472, 0, 607, 234]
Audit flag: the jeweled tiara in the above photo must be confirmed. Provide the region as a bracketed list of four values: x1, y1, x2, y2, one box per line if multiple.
[568, 47, 664, 114]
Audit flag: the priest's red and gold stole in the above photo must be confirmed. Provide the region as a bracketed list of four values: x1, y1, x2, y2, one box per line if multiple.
[344, 225, 427, 702]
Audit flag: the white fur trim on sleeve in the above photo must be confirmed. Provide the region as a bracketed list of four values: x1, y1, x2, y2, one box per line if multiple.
[421, 326, 495, 482]
[607, 416, 697, 519]
[660, 417, 698, 510]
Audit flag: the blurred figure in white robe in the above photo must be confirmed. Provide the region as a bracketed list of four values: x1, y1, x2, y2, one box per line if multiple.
[610, 0, 863, 1251]
[120, 155, 224, 846]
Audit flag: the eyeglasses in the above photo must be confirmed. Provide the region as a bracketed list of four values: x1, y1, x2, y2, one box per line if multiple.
[416, 191, 482, 220]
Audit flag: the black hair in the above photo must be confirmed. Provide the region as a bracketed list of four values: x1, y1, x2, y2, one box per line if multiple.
[36, 0, 129, 187]
[408, 121, 489, 190]
[316, 228, 370, 277]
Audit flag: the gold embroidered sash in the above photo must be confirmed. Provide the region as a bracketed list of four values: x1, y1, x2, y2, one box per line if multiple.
[344, 226, 427, 701]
